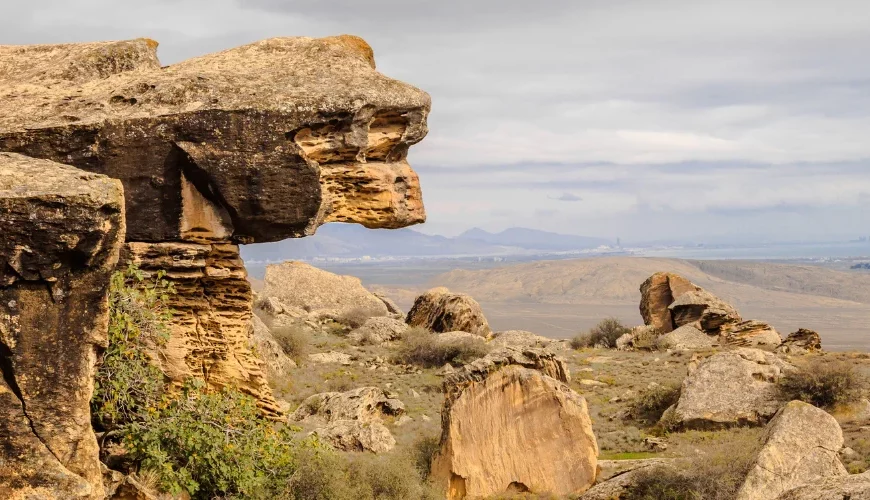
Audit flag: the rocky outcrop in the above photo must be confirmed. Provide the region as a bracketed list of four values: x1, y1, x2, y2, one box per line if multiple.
[290, 387, 404, 453]
[725, 320, 782, 348]
[406, 287, 492, 338]
[251, 315, 296, 378]
[348, 316, 408, 345]
[0, 36, 430, 414]
[431, 360, 598, 498]
[668, 348, 794, 429]
[490, 330, 554, 349]
[0, 153, 125, 498]
[639, 272, 701, 333]
[656, 324, 715, 350]
[778, 329, 823, 354]
[263, 261, 388, 319]
[776, 471, 870, 500]
[736, 401, 847, 500]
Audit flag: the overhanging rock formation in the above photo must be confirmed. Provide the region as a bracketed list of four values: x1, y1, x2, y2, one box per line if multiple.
[0, 36, 430, 414]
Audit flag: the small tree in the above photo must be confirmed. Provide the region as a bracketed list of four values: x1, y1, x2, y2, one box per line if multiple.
[571, 317, 631, 349]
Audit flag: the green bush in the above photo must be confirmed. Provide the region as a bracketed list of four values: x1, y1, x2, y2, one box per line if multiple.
[628, 384, 682, 425]
[394, 328, 491, 367]
[347, 452, 441, 500]
[272, 324, 310, 362]
[412, 435, 441, 480]
[570, 317, 631, 349]
[777, 360, 867, 409]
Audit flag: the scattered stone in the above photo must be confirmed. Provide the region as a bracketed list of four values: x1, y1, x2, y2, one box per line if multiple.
[736, 401, 847, 500]
[642, 437, 668, 452]
[777, 329, 823, 354]
[406, 287, 492, 337]
[669, 348, 795, 429]
[656, 324, 715, 350]
[307, 351, 354, 365]
[580, 379, 608, 387]
[491, 330, 554, 349]
[725, 320, 783, 348]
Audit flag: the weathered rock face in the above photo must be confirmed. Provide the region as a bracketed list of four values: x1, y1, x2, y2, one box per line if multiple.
[656, 324, 715, 350]
[669, 348, 794, 429]
[639, 272, 701, 333]
[669, 289, 742, 335]
[725, 320, 782, 348]
[290, 387, 404, 453]
[431, 362, 598, 498]
[776, 471, 870, 500]
[406, 287, 492, 338]
[251, 315, 296, 378]
[0, 36, 429, 242]
[348, 316, 408, 345]
[0, 153, 125, 498]
[777, 329, 823, 354]
[490, 330, 554, 350]
[736, 401, 847, 500]
[263, 261, 388, 318]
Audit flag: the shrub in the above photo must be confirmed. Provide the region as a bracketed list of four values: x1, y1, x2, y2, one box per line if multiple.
[394, 328, 491, 367]
[412, 435, 441, 480]
[347, 453, 441, 500]
[777, 360, 867, 409]
[92, 265, 173, 430]
[628, 384, 682, 425]
[570, 317, 631, 349]
[337, 306, 380, 329]
[272, 324, 310, 362]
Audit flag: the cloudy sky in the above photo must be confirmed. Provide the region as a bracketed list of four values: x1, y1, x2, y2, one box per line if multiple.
[6, 0, 870, 243]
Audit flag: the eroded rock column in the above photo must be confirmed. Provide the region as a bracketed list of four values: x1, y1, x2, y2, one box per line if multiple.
[0, 152, 125, 499]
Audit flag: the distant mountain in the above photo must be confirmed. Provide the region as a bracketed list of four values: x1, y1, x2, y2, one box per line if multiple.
[240, 224, 613, 262]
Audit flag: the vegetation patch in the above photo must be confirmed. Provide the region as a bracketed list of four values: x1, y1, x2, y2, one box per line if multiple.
[570, 317, 631, 349]
[778, 359, 868, 410]
[627, 384, 682, 426]
[394, 327, 491, 367]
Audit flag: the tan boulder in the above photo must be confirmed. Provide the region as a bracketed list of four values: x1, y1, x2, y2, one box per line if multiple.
[0, 153, 125, 498]
[777, 329, 823, 354]
[669, 289, 742, 335]
[490, 330, 554, 349]
[725, 320, 783, 348]
[348, 316, 408, 345]
[776, 471, 870, 499]
[639, 272, 701, 333]
[431, 363, 598, 498]
[669, 348, 794, 429]
[737, 401, 847, 500]
[656, 324, 715, 350]
[406, 287, 492, 338]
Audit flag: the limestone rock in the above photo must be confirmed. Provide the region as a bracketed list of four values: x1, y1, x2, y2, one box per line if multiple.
[348, 316, 408, 345]
[656, 324, 715, 350]
[406, 287, 492, 338]
[777, 329, 823, 354]
[639, 272, 701, 333]
[0, 36, 429, 242]
[669, 289, 742, 335]
[726, 320, 783, 348]
[121, 242, 281, 416]
[431, 364, 598, 498]
[669, 348, 794, 429]
[262, 261, 388, 319]
[291, 387, 404, 453]
[251, 315, 296, 378]
[737, 401, 847, 500]
[491, 330, 554, 349]
[776, 471, 870, 500]
[0, 153, 125, 498]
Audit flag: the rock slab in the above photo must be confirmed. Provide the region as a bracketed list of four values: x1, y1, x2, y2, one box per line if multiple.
[406, 287, 492, 338]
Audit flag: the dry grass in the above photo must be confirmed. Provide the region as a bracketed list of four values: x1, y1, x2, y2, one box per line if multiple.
[394, 328, 491, 368]
[778, 359, 868, 409]
[627, 384, 681, 425]
[272, 324, 310, 362]
[337, 306, 382, 329]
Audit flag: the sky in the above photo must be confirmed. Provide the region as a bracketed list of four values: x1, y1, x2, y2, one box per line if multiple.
[5, 0, 870, 244]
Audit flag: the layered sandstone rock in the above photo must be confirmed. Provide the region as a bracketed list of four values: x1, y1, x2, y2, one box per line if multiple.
[736, 401, 847, 500]
[778, 329, 823, 354]
[406, 287, 492, 338]
[725, 320, 782, 348]
[431, 358, 598, 498]
[640, 272, 742, 335]
[0, 153, 125, 499]
[656, 324, 715, 350]
[0, 36, 430, 414]
[639, 272, 701, 333]
[668, 348, 794, 429]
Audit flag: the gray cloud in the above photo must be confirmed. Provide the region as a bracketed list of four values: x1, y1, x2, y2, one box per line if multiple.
[3, 0, 870, 241]
[551, 193, 583, 202]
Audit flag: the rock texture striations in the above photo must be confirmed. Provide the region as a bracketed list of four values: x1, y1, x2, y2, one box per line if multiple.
[431, 348, 597, 498]
[0, 153, 125, 499]
[0, 36, 430, 413]
[406, 287, 492, 338]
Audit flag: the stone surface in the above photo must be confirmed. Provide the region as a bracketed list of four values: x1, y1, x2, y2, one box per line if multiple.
[373, 292, 403, 316]
[0, 36, 429, 242]
[776, 471, 870, 500]
[348, 316, 408, 345]
[737, 401, 847, 500]
[490, 330, 554, 349]
[639, 272, 701, 333]
[307, 351, 354, 365]
[431, 364, 598, 498]
[406, 287, 492, 338]
[777, 328, 823, 354]
[290, 387, 404, 453]
[262, 261, 388, 319]
[121, 241, 281, 415]
[656, 324, 715, 350]
[250, 314, 296, 377]
[669, 289, 743, 335]
[0, 153, 125, 498]
[726, 320, 783, 348]
[669, 348, 794, 429]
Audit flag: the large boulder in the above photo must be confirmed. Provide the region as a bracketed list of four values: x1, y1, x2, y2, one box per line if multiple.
[406, 287, 492, 337]
[0, 153, 125, 498]
[776, 471, 870, 499]
[290, 387, 404, 453]
[639, 272, 701, 333]
[777, 329, 823, 354]
[668, 348, 794, 429]
[263, 261, 388, 319]
[725, 320, 783, 348]
[348, 316, 408, 345]
[736, 401, 847, 500]
[431, 350, 597, 498]
[656, 324, 716, 350]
